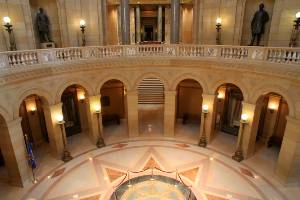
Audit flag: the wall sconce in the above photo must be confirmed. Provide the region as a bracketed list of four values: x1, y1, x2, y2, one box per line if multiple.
[199, 104, 209, 147]
[268, 103, 278, 114]
[240, 113, 249, 124]
[94, 103, 105, 148]
[29, 105, 37, 115]
[25, 98, 37, 115]
[56, 114, 73, 162]
[232, 113, 249, 162]
[79, 19, 86, 46]
[3, 16, 17, 51]
[289, 12, 300, 47]
[216, 17, 222, 45]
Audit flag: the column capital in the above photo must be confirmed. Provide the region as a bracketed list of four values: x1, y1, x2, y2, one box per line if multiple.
[126, 90, 138, 96]
[164, 90, 177, 96]
[5, 117, 22, 128]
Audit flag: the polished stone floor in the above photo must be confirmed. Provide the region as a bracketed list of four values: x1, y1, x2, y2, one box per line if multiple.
[0, 105, 299, 200]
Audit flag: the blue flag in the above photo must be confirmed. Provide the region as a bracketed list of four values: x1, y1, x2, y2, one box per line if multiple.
[25, 135, 37, 169]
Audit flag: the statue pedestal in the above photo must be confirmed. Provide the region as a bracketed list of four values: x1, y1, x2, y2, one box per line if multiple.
[40, 42, 55, 49]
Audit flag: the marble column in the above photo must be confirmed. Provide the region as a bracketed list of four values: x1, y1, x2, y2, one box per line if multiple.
[0, 118, 30, 187]
[200, 94, 217, 142]
[170, 0, 180, 44]
[164, 91, 176, 137]
[43, 103, 64, 158]
[192, 0, 204, 44]
[275, 116, 300, 185]
[86, 95, 102, 144]
[98, 0, 107, 45]
[126, 91, 139, 137]
[165, 7, 171, 43]
[120, 0, 130, 44]
[135, 5, 141, 43]
[157, 5, 163, 42]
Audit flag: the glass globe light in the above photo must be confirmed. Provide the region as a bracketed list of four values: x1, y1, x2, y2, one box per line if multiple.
[296, 12, 300, 19]
[216, 17, 222, 24]
[3, 16, 11, 25]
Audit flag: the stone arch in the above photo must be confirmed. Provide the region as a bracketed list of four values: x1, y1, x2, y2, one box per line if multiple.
[133, 72, 170, 90]
[13, 87, 54, 118]
[210, 79, 249, 101]
[250, 85, 295, 117]
[96, 74, 131, 92]
[55, 78, 95, 103]
[0, 105, 13, 122]
[170, 73, 208, 93]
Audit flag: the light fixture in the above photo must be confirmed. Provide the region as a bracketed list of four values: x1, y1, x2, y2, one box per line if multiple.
[29, 105, 37, 115]
[56, 113, 73, 162]
[240, 113, 249, 124]
[216, 17, 222, 45]
[3, 16, 16, 51]
[289, 11, 300, 47]
[56, 114, 64, 124]
[79, 19, 86, 46]
[199, 104, 209, 147]
[217, 92, 225, 99]
[94, 102, 105, 148]
[78, 93, 85, 102]
[268, 103, 277, 113]
[232, 113, 249, 162]
[202, 104, 209, 114]
[3, 16, 11, 25]
[25, 98, 37, 115]
[94, 104, 101, 114]
[216, 17, 222, 25]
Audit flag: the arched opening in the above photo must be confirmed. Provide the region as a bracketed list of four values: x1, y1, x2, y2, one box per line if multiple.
[19, 94, 50, 177]
[175, 79, 203, 140]
[100, 79, 128, 141]
[60, 84, 90, 144]
[253, 93, 288, 168]
[0, 115, 10, 185]
[138, 77, 164, 136]
[212, 83, 244, 152]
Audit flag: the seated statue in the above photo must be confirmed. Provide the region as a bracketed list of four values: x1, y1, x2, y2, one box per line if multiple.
[249, 3, 269, 46]
[36, 8, 52, 43]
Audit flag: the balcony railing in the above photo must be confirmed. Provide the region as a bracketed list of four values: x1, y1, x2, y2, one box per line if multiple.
[0, 45, 299, 69]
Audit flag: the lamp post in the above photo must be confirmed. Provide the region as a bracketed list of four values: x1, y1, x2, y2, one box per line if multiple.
[80, 19, 86, 46]
[232, 113, 248, 162]
[57, 114, 73, 162]
[289, 12, 300, 47]
[198, 104, 209, 147]
[216, 17, 222, 45]
[94, 104, 105, 148]
[3, 16, 17, 51]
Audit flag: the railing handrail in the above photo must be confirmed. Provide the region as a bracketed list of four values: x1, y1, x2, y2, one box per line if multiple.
[0, 44, 299, 70]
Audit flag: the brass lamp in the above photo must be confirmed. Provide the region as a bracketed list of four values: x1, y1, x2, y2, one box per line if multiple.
[3, 16, 17, 51]
[198, 104, 209, 147]
[232, 113, 249, 162]
[80, 19, 86, 46]
[94, 104, 105, 148]
[57, 114, 73, 162]
[216, 17, 222, 45]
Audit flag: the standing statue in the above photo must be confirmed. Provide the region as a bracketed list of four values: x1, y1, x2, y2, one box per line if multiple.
[36, 8, 52, 43]
[249, 3, 269, 46]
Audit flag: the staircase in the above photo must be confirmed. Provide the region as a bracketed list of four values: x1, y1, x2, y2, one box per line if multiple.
[138, 78, 164, 104]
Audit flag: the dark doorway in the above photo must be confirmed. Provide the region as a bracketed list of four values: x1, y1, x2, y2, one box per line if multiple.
[61, 86, 82, 137]
[144, 26, 154, 41]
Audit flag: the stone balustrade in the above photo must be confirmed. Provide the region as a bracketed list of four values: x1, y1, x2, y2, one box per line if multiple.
[0, 45, 299, 69]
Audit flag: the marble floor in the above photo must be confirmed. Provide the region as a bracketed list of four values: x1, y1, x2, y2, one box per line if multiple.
[0, 110, 299, 199]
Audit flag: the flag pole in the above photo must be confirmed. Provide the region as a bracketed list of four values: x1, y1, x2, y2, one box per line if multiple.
[24, 134, 38, 183]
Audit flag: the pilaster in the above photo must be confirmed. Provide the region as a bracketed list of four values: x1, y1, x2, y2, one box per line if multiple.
[43, 103, 64, 158]
[126, 91, 139, 137]
[164, 91, 177, 137]
[0, 118, 31, 187]
[275, 116, 300, 185]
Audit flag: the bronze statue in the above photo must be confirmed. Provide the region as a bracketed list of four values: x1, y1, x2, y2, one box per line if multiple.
[249, 3, 269, 46]
[36, 8, 52, 43]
